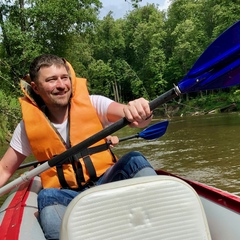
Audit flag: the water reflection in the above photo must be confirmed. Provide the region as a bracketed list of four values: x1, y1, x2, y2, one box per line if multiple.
[113, 113, 240, 196]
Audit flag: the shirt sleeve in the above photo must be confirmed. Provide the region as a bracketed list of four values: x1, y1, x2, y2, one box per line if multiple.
[10, 120, 32, 157]
[90, 95, 114, 127]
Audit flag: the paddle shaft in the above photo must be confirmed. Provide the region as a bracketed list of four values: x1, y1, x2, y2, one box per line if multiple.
[0, 88, 178, 196]
[17, 133, 142, 170]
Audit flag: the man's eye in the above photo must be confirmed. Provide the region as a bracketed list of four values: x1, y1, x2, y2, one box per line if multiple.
[46, 78, 55, 82]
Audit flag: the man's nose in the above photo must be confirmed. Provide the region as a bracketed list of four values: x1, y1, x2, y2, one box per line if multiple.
[56, 78, 65, 88]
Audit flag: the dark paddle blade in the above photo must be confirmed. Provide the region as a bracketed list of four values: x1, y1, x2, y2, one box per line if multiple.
[178, 20, 240, 93]
[138, 120, 169, 140]
[118, 120, 169, 142]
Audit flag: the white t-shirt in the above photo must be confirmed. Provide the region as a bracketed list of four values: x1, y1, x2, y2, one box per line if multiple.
[10, 95, 114, 157]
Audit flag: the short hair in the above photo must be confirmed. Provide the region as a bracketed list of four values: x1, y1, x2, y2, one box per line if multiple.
[29, 54, 69, 82]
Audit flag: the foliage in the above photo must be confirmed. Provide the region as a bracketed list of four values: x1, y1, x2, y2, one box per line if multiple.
[0, 0, 101, 91]
[0, 90, 21, 144]
[88, 59, 114, 97]
[123, 4, 167, 98]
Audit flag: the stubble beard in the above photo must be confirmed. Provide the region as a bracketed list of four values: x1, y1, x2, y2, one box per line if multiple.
[51, 92, 71, 108]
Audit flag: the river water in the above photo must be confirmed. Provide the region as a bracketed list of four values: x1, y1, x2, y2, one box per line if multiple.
[1, 112, 239, 206]
[112, 112, 240, 196]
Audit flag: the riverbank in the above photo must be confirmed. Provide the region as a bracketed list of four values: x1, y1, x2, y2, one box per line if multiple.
[154, 91, 240, 118]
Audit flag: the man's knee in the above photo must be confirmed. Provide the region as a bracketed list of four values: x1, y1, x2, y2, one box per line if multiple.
[37, 188, 63, 211]
[125, 151, 156, 177]
[126, 151, 151, 166]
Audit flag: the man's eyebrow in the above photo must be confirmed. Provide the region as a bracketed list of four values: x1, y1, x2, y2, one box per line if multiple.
[45, 74, 69, 80]
[45, 75, 58, 80]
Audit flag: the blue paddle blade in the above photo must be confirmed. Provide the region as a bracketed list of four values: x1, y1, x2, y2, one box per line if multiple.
[178, 20, 240, 93]
[139, 120, 169, 140]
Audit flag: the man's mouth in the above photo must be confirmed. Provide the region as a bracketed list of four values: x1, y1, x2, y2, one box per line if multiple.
[54, 91, 67, 96]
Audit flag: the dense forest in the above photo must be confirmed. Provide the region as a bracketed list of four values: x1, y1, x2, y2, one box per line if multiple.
[0, 0, 240, 142]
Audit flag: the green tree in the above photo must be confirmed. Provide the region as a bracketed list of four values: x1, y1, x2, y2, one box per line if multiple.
[88, 59, 115, 98]
[164, 0, 207, 85]
[123, 4, 167, 99]
[93, 14, 125, 62]
[0, 0, 101, 93]
[91, 14, 128, 101]
[165, 19, 206, 87]
[200, 0, 240, 39]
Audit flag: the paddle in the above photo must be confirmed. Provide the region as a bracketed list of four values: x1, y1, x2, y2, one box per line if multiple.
[1, 21, 240, 197]
[17, 120, 169, 170]
[119, 120, 169, 141]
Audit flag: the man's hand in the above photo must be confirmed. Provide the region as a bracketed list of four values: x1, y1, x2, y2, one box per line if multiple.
[123, 98, 153, 128]
[106, 135, 119, 147]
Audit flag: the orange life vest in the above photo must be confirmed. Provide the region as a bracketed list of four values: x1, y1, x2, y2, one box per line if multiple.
[19, 62, 116, 189]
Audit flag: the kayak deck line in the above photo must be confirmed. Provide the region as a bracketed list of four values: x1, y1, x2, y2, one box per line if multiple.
[0, 179, 33, 240]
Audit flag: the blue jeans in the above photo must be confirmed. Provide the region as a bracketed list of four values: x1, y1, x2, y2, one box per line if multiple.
[38, 151, 156, 239]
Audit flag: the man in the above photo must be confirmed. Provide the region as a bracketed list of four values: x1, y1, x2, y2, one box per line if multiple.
[0, 54, 156, 239]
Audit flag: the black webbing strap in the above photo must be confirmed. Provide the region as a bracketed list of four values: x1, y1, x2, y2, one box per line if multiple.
[74, 143, 109, 181]
[56, 143, 111, 188]
[109, 148, 117, 163]
[82, 155, 97, 180]
[72, 155, 85, 185]
[56, 155, 85, 189]
[56, 164, 70, 189]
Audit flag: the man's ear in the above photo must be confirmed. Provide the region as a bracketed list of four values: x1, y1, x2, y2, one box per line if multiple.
[31, 82, 39, 94]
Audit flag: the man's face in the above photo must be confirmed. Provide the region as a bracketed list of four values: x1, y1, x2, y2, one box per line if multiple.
[31, 65, 72, 108]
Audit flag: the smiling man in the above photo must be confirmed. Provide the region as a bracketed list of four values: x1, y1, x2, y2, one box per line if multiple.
[0, 54, 156, 239]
